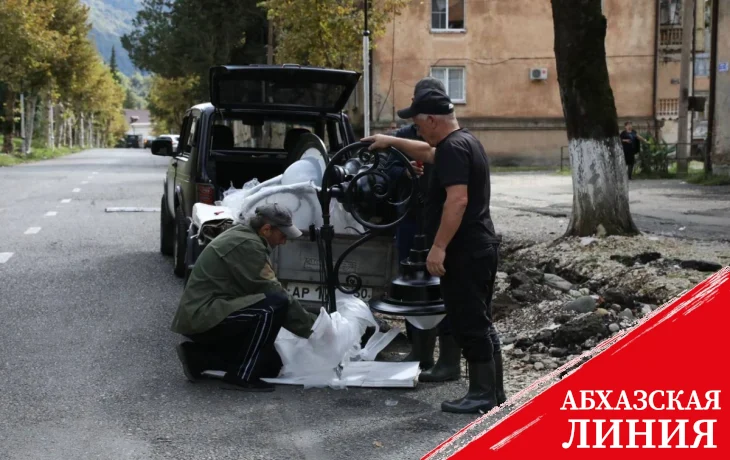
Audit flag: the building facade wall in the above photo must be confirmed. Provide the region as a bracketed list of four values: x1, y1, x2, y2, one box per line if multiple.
[370, 0, 656, 165]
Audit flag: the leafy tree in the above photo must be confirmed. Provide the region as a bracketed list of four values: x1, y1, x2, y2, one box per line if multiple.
[109, 46, 121, 83]
[147, 74, 200, 134]
[551, 0, 639, 236]
[0, 0, 58, 153]
[259, 0, 409, 70]
[121, 0, 268, 100]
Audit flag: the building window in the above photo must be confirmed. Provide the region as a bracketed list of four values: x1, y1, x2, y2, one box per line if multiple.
[431, 0, 464, 31]
[659, 0, 682, 25]
[695, 53, 710, 77]
[430, 67, 465, 103]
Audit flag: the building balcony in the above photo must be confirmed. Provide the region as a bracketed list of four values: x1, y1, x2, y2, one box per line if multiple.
[657, 98, 679, 119]
[659, 25, 683, 51]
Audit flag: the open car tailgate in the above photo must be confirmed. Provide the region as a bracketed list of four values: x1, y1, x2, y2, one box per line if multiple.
[209, 65, 361, 114]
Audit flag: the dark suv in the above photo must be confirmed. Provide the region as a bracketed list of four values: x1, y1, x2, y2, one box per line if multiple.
[151, 65, 398, 311]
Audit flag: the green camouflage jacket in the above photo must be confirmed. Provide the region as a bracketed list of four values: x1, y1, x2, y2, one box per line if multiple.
[170, 223, 316, 338]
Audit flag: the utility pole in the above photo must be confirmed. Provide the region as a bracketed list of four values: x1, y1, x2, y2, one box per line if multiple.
[363, 0, 371, 137]
[706, 0, 719, 174]
[676, 0, 696, 176]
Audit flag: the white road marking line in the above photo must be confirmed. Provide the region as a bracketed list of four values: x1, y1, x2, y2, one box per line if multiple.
[45, 211, 57, 217]
[25, 227, 41, 235]
[72, 188, 81, 193]
[104, 207, 159, 213]
[92, 172, 98, 175]
[0, 252, 13, 264]
[61, 199, 71, 203]
[81, 181, 89, 184]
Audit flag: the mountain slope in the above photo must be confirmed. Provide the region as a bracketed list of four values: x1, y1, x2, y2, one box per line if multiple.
[80, 0, 143, 76]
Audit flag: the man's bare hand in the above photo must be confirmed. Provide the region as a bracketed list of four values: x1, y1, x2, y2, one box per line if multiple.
[408, 161, 424, 177]
[361, 134, 396, 151]
[426, 245, 446, 277]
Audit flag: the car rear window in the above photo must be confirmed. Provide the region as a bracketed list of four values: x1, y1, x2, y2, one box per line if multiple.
[212, 119, 330, 151]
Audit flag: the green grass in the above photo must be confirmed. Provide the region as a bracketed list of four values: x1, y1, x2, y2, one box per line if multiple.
[0, 137, 82, 167]
[684, 173, 730, 186]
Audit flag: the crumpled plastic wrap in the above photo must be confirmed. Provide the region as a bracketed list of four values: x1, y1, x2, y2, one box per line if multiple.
[274, 293, 401, 389]
[217, 159, 366, 235]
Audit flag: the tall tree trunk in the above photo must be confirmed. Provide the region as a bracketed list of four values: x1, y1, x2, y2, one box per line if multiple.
[89, 113, 95, 148]
[2, 90, 15, 154]
[551, 0, 639, 237]
[47, 94, 55, 150]
[79, 113, 85, 148]
[66, 116, 72, 148]
[22, 94, 39, 156]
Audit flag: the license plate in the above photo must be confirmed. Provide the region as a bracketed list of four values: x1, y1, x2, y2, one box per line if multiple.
[284, 282, 377, 303]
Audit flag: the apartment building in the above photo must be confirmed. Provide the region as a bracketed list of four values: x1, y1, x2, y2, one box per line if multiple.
[357, 0, 653, 165]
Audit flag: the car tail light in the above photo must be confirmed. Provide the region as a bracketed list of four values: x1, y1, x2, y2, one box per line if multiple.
[196, 183, 215, 205]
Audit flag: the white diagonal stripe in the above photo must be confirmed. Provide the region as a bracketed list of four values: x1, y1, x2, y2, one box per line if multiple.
[0, 253, 13, 264]
[24, 227, 41, 235]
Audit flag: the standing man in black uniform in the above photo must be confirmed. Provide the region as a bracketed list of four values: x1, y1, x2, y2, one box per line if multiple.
[384, 77, 461, 383]
[364, 85, 506, 414]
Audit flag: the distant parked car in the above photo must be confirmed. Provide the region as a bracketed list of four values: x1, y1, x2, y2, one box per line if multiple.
[144, 136, 157, 148]
[125, 134, 143, 148]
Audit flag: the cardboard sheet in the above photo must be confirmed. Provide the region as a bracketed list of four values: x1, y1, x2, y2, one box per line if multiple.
[201, 361, 421, 389]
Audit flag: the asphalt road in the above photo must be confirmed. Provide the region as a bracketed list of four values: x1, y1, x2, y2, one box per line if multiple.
[491, 173, 730, 241]
[0, 149, 475, 460]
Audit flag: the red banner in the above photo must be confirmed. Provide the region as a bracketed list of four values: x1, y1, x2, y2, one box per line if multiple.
[425, 267, 730, 460]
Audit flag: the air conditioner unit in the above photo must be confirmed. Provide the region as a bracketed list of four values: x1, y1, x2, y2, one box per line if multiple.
[530, 68, 548, 81]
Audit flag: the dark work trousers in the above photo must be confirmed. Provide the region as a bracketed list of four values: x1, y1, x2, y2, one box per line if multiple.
[186, 294, 288, 382]
[440, 244, 500, 363]
[624, 152, 636, 180]
[396, 215, 451, 340]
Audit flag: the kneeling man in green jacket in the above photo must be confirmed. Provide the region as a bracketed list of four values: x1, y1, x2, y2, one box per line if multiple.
[171, 203, 317, 392]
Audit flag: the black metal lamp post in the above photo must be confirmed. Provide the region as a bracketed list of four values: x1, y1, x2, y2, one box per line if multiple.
[314, 141, 446, 321]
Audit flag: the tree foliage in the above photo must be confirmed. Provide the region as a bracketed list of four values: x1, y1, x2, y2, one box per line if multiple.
[1, 0, 128, 153]
[109, 46, 121, 83]
[260, 0, 409, 70]
[147, 74, 200, 134]
[121, 0, 268, 100]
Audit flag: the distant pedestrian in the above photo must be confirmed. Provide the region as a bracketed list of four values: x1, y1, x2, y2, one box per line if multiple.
[620, 121, 646, 180]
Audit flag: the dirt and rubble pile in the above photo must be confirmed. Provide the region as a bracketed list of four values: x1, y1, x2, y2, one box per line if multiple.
[492, 233, 728, 390]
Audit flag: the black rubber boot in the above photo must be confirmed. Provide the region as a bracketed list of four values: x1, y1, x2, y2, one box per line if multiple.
[494, 350, 507, 405]
[419, 334, 462, 382]
[402, 327, 437, 370]
[441, 360, 498, 414]
[221, 373, 276, 392]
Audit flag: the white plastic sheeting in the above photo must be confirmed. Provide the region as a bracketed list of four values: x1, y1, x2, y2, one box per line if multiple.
[270, 293, 405, 389]
[216, 158, 365, 235]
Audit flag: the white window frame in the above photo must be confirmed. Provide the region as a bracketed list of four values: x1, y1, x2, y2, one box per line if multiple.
[431, 0, 466, 33]
[430, 67, 466, 104]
